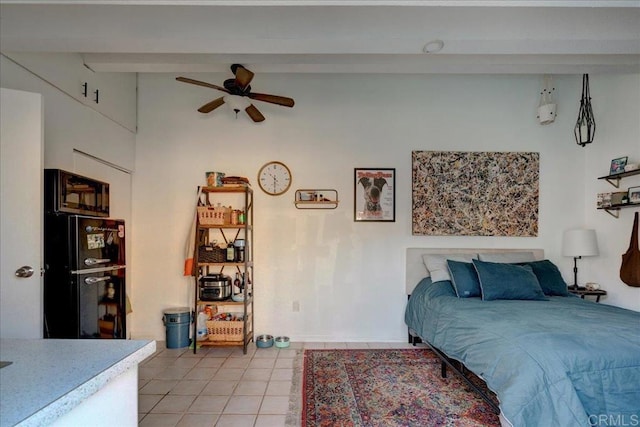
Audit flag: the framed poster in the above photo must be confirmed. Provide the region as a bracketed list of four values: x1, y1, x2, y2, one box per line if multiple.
[354, 168, 395, 222]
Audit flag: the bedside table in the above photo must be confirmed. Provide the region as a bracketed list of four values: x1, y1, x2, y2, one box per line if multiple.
[568, 288, 607, 302]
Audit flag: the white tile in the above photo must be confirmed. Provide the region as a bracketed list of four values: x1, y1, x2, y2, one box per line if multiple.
[188, 395, 230, 413]
[248, 358, 276, 369]
[197, 358, 225, 368]
[173, 357, 201, 368]
[276, 348, 297, 359]
[151, 395, 197, 413]
[156, 366, 194, 380]
[184, 367, 219, 380]
[274, 358, 293, 369]
[270, 369, 293, 381]
[222, 358, 251, 369]
[213, 368, 245, 381]
[140, 379, 179, 395]
[223, 395, 262, 414]
[202, 380, 238, 396]
[265, 381, 292, 396]
[254, 414, 287, 427]
[253, 348, 278, 359]
[259, 396, 290, 415]
[177, 413, 218, 427]
[208, 348, 235, 358]
[234, 380, 268, 396]
[302, 342, 325, 349]
[170, 379, 209, 395]
[323, 342, 347, 349]
[139, 366, 166, 380]
[139, 394, 164, 413]
[140, 413, 183, 427]
[214, 414, 256, 427]
[346, 342, 370, 349]
[242, 368, 272, 381]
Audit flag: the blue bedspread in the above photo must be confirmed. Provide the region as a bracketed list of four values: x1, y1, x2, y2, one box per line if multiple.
[405, 278, 640, 427]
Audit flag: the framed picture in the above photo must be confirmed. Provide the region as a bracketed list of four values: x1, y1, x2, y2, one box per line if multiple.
[354, 168, 395, 222]
[629, 186, 640, 204]
[610, 157, 628, 175]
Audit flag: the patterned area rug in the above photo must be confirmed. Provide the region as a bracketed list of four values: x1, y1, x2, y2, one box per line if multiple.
[300, 348, 500, 427]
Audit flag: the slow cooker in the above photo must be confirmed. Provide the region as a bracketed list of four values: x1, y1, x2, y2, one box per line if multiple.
[199, 274, 232, 301]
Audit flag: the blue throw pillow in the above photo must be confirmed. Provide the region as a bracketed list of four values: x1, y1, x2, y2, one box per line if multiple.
[472, 259, 548, 301]
[447, 259, 481, 298]
[517, 260, 569, 296]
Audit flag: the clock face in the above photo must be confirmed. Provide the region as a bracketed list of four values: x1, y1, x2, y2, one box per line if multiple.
[258, 161, 292, 196]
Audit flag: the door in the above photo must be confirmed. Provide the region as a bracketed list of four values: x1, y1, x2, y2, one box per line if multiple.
[0, 88, 44, 339]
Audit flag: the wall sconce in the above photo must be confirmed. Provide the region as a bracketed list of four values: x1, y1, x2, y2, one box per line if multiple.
[537, 75, 556, 125]
[574, 74, 596, 147]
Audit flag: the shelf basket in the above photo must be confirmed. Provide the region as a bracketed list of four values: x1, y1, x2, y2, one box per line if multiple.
[198, 245, 226, 263]
[197, 205, 231, 225]
[206, 316, 247, 342]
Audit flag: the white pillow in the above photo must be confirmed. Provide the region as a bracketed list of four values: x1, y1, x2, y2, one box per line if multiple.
[477, 252, 537, 263]
[422, 254, 477, 282]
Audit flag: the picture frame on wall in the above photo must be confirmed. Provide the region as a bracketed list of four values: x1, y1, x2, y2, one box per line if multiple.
[629, 186, 640, 204]
[610, 156, 628, 175]
[354, 168, 395, 222]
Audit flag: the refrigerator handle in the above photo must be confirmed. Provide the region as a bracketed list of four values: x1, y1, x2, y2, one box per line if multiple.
[84, 258, 111, 267]
[84, 276, 112, 285]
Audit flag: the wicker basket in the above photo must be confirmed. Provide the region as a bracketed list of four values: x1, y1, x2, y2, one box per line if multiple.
[198, 245, 225, 263]
[206, 315, 247, 342]
[197, 205, 231, 225]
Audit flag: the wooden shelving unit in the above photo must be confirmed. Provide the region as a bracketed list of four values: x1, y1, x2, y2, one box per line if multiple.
[192, 185, 254, 354]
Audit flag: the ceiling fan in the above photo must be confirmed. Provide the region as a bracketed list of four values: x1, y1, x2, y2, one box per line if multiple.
[176, 64, 295, 123]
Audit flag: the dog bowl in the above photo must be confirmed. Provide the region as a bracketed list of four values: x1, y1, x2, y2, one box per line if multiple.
[256, 335, 274, 348]
[275, 336, 290, 348]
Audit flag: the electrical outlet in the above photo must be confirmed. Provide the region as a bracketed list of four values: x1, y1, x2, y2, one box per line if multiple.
[292, 301, 300, 312]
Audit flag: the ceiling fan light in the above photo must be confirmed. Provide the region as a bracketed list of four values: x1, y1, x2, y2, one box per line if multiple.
[224, 94, 249, 116]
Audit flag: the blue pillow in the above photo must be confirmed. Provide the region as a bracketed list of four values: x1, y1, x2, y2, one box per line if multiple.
[447, 260, 481, 298]
[517, 260, 569, 296]
[472, 259, 548, 301]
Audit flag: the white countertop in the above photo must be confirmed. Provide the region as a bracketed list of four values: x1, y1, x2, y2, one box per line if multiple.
[0, 339, 156, 427]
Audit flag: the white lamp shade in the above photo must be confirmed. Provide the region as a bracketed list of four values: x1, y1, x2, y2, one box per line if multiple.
[562, 229, 599, 257]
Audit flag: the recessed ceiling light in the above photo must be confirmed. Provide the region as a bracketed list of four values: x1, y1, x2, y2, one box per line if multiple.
[423, 40, 445, 54]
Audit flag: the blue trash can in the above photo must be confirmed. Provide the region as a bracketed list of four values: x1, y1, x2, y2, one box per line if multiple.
[163, 307, 191, 348]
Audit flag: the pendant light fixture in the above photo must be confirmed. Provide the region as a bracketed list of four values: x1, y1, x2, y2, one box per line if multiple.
[574, 74, 596, 147]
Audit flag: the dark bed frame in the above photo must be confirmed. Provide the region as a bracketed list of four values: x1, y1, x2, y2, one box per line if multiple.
[412, 334, 501, 414]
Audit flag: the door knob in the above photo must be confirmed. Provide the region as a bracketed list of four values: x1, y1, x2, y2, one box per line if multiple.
[15, 266, 34, 278]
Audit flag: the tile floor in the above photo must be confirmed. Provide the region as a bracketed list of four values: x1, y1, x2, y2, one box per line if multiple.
[138, 341, 416, 427]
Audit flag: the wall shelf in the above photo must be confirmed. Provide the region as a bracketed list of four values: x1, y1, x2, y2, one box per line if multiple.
[597, 203, 640, 219]
[294, 189, 339, 209]
[598, 169, 640, 189]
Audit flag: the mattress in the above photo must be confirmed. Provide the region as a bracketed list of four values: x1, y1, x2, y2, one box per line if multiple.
[405, 277, 640, 427]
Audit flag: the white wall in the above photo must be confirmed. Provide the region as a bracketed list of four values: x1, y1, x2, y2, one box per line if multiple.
[584, 74, 640, 310]
[0, 55, 136, 171]
[133, 73, 639, 342]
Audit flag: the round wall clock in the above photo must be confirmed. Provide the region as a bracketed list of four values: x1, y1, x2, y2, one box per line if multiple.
[257, 161, 292, 196]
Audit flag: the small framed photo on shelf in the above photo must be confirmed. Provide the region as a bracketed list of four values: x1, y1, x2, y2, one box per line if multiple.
[354, 168, 395, 222]
[629, 186, 640, 204]
[609, 156, 628, 175]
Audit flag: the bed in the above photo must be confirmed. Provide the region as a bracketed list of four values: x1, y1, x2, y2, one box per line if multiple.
[404, 248, 640, 427]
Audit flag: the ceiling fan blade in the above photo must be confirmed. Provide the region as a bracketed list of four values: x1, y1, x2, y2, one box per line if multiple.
[234, 66, 255, 91]
[248, 92, 295, 108]
[176, 77, 229, 94]
[197, 97, 225, 114]
[245, 104, 265, 122]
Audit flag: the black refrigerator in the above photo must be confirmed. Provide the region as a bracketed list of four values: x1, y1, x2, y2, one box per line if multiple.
[44, 169, 127, 339]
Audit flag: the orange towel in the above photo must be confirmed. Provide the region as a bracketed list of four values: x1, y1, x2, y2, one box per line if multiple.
[183, 187, 202, 276]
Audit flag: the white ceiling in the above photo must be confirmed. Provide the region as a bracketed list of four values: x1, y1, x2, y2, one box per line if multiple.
[1, 1, 639, 74]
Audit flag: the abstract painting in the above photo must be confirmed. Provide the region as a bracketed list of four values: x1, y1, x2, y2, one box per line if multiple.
[412, 151, 539, 236]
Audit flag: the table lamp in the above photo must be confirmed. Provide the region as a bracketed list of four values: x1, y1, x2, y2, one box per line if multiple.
[562, 229, 599, 290]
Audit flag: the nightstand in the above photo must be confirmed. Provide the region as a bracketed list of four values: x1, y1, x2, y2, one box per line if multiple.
[568, 288, 607, 302]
